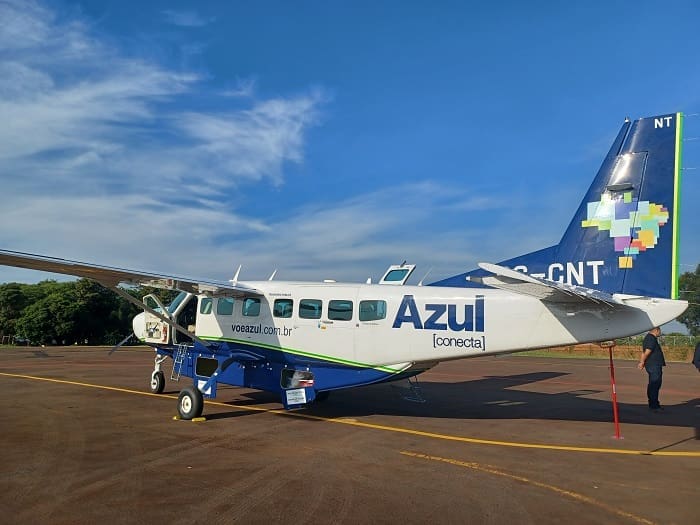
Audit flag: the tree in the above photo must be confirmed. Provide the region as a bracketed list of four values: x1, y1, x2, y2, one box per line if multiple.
[677, 264, 700, 335]
[0, 283, 28, 337]
[74, 279, 122, 344]
[15, 288, 79, 345]
[0, 278, 177, 345]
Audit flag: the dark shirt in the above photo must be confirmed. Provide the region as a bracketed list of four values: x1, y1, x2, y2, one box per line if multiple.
[642, 332, 666, 368]
[693, 342, 700, 371]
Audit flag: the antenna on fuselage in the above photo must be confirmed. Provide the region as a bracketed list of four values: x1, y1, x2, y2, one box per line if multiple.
[230, 265, 242, 286]
[268, 269, 277, 281]
[417, 267, 433, 286]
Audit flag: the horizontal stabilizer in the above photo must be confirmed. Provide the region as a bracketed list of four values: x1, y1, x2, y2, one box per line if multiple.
[473, 262, 620, 305]
[0, 249, 263, 297]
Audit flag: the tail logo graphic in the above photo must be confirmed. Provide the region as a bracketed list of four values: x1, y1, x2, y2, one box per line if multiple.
[581, 191, 669, 269]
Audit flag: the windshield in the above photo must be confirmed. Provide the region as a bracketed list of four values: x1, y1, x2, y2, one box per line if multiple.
[168, 291, 189, 314]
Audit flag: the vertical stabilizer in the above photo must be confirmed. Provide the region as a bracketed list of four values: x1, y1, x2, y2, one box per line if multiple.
[432, 113, 684, 299]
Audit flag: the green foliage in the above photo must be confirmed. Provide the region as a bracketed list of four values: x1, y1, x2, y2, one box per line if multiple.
[0, 283, 27, 337]
[0, 279, 145, 345]
[616, 333, 698, 347]
[678, 264, 700, 336]
[16, 288, 79, 345]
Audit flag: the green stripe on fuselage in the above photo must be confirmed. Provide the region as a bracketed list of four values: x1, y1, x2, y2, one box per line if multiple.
[199, 335, 406, 374]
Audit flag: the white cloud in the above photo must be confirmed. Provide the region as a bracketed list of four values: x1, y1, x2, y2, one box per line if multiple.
[0, 1, 332, 284]
[176, 91, 325, 184]
[222, 77, 257, 98]
[0, 1, 565, 289]
[0, 0, 52, 52]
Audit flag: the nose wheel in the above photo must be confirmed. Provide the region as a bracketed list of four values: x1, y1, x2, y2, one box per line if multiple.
[150, 371, 165, 394]
[149, 354, 169, 394]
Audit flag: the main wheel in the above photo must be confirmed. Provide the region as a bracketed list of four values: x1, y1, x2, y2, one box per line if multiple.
[149, 371, 165, 394]
[177, 386, 203, 420]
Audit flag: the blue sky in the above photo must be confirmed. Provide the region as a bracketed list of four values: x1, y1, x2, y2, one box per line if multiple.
[1, 0, 699, 290]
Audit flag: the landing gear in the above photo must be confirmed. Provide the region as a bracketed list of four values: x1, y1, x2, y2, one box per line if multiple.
[149, 354, 169, 394]
[177, 386, 203, 420]
[150, 371, 165, 394]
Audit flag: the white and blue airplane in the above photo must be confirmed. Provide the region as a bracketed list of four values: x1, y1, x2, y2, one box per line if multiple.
[0, 113, 688, 419]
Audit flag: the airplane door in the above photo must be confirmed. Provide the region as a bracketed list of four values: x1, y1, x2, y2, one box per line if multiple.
[172, 293, 196, 344]
[292, 292, 358, 363]
[143, 293, 171, 345]
[354, 298, 389, 364]
[319, 296, 358, 361]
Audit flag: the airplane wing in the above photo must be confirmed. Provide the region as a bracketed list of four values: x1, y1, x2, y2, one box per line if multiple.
[0, 249, 262, 297]
[471, 262, 620, 306]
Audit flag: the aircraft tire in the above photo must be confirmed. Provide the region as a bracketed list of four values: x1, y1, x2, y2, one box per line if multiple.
[150, 371, 165, 394]
[177, 386, 203, 420]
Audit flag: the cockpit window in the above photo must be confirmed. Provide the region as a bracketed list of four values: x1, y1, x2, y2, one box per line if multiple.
[168, 291, 188, 314]
[199, 298, 213, 315]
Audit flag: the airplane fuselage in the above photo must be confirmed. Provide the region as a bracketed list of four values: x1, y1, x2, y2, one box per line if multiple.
[162, 281, 685, 380]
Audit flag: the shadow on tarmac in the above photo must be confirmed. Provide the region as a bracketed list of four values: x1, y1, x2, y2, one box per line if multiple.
[153, 365, 699, 432]
[207, 371, 699, 430]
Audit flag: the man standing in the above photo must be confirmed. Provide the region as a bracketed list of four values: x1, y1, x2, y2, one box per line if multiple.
[638, 327, 666, 411]
[693, 341, 700, 373]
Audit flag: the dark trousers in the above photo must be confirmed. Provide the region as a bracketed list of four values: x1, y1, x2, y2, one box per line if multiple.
[645, 365, 663, 408]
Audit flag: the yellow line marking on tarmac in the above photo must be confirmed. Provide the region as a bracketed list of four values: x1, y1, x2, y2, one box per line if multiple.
[2, 371, 699, 457]
[400, 451, 656, 525]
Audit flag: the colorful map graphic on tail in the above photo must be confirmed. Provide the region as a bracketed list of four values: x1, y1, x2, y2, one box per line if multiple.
[581, 191, 669, 269]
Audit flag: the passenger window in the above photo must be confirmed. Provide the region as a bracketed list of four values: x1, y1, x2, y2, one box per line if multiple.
[273, 299, 293, 318]
[242, 297, 261, 317]
[328, 300, 353, 321]
[217, 297, 234, 316]
[359, 300, 387, 321]
[199, 298, 213, 315]
[299, 299, 322, 319]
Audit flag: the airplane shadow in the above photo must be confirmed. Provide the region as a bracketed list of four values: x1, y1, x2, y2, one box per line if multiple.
[187, 371, 699, 432]
[297, 371, 700, 431]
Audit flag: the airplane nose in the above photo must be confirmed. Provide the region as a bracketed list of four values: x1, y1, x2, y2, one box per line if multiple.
[132, 312, 145, 341]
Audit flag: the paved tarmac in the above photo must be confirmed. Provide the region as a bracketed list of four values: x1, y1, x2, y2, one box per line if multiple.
[0, 346, 698, 524]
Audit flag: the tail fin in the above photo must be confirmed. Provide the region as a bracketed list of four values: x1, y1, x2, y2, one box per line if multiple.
[432, 113, 684, 299]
